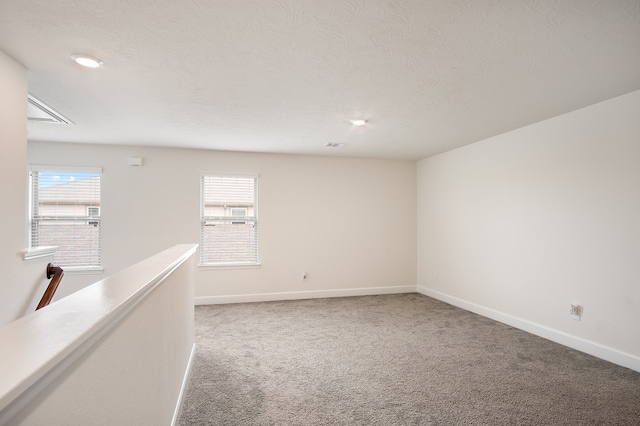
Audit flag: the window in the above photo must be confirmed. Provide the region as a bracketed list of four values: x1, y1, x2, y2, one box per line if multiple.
[200, 174, 258, 266]
[29, 166, 102, 270]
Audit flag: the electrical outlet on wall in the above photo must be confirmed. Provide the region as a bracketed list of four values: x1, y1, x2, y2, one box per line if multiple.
[569, 304, 582, 321]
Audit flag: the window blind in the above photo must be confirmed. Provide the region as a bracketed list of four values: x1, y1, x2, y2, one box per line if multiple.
[29, 167, 101, 269]
[200, 175, 258, 266]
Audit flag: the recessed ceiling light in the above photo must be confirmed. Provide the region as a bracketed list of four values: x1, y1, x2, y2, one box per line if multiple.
[350, 119, 367, 126]
[71, 54, 104, 68]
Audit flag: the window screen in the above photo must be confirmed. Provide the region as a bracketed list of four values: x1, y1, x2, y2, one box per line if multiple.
[29, 167, 102, 269]
[200, 174, 258, 266]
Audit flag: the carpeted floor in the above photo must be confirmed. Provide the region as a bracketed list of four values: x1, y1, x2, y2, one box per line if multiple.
[178, 293, 640, 425]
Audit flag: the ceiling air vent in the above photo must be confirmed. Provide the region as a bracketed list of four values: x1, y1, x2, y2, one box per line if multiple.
[325, 143, 346, 148]
[27, 94, 73, 124]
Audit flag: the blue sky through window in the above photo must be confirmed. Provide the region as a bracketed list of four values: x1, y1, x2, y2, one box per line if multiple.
[38, 171, 99, 189]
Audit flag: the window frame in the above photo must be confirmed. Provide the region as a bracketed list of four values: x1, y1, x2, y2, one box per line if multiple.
[28, 165, 103, 273]
[199, 173, 260, 268]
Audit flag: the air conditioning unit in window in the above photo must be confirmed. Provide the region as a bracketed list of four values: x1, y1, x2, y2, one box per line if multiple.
[87, 207, 100, 227]
[231, 208, 247, 224]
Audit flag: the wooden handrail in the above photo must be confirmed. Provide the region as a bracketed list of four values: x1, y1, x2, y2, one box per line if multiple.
[36, 263, 64, 310]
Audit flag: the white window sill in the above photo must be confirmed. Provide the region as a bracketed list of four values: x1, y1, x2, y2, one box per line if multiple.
[63, 267, 104, 275]
[199, 263, 261, 271]
[23, 246, 58, 261]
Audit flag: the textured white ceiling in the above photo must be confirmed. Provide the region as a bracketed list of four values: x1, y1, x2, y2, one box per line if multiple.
[1, 0, 639, 160]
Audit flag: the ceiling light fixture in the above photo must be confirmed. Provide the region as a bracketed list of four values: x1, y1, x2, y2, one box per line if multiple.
[71, 54, 104, 68]
[350, 119, 367, 126]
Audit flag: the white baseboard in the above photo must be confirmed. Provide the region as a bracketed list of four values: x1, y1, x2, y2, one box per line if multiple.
[195, 286, 416, 305]
[417, 286, 640, 373]
[171, 343, 196, 426]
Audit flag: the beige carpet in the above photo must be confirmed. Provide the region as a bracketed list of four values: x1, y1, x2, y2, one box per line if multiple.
[178, 293, 640, 425]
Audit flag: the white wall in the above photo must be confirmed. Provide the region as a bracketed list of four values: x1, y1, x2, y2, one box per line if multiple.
[27, 143, 417, 301]
[0, 50, 27, 324]
[0, 50, 51, 325]
[417, 90, 640, 370]
[1, 245, 196, 425]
